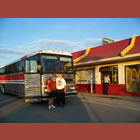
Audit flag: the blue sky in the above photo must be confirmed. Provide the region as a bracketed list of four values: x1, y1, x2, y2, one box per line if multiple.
[0, 18, 140, 66]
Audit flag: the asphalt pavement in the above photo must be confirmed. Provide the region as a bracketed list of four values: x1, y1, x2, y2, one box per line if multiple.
[0, 92, 140, 123]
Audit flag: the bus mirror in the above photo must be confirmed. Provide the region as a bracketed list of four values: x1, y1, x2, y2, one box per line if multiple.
[37, 65, 42, 72]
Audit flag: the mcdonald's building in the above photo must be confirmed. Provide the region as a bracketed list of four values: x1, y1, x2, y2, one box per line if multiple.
[72, 34, 140, 96]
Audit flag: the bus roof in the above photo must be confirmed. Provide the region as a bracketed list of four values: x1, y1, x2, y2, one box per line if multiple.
[1, 50, 72, 67]
[20, 50, 72, 60]
[36, 50, 72, 56]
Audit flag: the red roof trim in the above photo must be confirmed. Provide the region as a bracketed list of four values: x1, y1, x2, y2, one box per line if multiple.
[72, 36, 140, 64]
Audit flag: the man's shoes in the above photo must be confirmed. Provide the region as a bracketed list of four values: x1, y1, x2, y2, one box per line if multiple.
[48, 105, 51, 110]
[51, 105, 56, 108]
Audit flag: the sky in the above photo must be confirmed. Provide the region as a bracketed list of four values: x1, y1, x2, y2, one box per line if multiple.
[0, 18, 140, 67]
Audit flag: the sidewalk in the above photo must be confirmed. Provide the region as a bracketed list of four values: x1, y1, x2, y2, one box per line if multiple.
[78, 92, 140, 103]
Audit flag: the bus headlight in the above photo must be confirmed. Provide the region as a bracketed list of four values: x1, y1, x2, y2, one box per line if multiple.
[70, 87, 75, 90]
[44, 88, 48, 92]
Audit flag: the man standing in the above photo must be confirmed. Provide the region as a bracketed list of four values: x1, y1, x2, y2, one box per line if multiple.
[56, 74, 66, 106]
[103, 74, 111, 95]
[47, 75, 56, 110]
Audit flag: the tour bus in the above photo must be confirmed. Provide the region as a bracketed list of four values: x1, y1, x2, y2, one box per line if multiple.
[0, 50, 77, 102]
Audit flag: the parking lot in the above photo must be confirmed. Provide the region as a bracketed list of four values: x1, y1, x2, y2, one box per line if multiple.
[0, 92, 140, 123]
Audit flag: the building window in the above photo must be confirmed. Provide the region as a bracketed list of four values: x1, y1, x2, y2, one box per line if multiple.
[126, 64, 140, 93]
[76, 69, 95, 84]
[100, 65, 118, 84]
[112, 66, 118, 84]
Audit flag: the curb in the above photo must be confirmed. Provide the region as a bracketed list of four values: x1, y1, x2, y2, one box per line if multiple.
[78, 92, 140, 103]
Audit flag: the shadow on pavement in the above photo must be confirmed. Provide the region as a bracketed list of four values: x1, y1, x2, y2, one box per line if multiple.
[0, 92, 103, 123]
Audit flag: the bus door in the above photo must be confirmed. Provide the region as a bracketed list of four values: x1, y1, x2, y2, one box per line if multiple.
[24, 59, 42, 102]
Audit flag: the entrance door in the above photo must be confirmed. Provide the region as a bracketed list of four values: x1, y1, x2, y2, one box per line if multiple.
[24, 60, 41, 99]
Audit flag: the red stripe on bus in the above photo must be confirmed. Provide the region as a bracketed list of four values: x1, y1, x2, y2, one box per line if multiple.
[0, 80, 24, 82]
[0, 72, 25, 81]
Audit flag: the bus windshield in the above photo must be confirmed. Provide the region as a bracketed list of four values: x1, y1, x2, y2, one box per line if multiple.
[41, 54, 74, 73]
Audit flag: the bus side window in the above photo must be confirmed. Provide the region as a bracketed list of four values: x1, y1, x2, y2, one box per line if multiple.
[0, 67, 5, 75]
[17, 61, 25, 73]
[25, 60, 38, 73]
